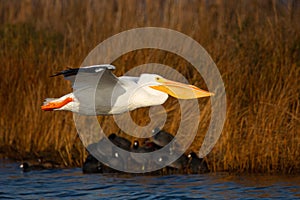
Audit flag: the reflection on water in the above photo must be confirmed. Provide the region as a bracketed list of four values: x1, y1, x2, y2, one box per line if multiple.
[1, 160, 300, 199]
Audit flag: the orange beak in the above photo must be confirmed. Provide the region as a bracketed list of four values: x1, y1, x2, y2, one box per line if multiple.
[150, 78, 214, 99]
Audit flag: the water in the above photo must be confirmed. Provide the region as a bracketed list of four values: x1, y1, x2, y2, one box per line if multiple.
[1, 160, 300, 199]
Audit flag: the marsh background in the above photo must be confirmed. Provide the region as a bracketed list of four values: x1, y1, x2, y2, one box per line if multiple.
[0, 0, 299, 174]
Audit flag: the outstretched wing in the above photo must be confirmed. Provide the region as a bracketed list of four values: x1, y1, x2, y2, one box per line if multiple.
[52, 64, 127, 114]
[51, 64, 117, 90]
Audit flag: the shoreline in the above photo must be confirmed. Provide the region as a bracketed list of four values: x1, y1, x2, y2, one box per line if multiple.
[1, 152, 299, 175]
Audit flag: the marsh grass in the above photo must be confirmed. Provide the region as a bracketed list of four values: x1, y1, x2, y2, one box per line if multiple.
[0, 0, 299, 173]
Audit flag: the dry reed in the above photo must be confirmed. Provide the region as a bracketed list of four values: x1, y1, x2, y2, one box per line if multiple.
[0, 0, 299, 173]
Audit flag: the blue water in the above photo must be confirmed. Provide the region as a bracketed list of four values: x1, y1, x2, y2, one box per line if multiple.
[1, 160, 300, 199]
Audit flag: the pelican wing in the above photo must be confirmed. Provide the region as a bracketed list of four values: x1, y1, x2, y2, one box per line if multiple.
[51, 64, 117, 89]
[52, 64, 127, 114]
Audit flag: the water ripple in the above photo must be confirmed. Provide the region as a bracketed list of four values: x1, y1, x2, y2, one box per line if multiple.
[1, 160, 300, 199]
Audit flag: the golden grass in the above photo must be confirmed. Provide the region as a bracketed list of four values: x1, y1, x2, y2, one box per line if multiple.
[0, 0, 299, 173]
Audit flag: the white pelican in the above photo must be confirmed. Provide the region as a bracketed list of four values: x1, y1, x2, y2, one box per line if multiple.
[41, 65, 213, 115]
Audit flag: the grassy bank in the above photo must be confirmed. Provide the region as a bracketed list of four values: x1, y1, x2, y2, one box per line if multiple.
[0, 0, 299, 173]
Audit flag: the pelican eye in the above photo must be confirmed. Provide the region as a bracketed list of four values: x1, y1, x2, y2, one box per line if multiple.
[156, 77, 160, 81]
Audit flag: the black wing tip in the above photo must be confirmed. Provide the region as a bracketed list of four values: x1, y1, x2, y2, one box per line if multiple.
[50, 68, 79, 78]
[49, 64, 116, 78]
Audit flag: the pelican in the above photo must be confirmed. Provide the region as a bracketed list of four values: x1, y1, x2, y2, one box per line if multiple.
[41, 64, 213, 115]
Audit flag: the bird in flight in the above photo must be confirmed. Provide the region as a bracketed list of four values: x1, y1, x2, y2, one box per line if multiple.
[41, 64, 213, 115]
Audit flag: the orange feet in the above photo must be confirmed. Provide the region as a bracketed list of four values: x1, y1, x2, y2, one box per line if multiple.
[41, 97, 73, 111]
